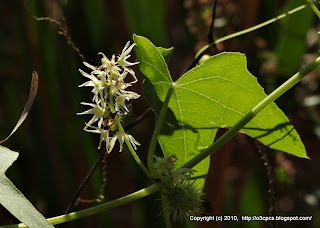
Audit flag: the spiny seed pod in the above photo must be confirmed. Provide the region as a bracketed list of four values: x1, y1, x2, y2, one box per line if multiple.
[161, 180, 203, 222]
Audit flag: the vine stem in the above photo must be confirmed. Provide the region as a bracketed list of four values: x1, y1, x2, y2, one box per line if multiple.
[0, 184, 160, 228]
[182, 56, 320, 169]
[147, 85, 175, 173]
[194, 3, 309, 60]
[306, 0, 320, 19]
[115, 116, 152, 179]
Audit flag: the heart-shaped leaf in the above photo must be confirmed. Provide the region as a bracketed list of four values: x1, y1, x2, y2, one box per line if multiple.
[134, 35, 306, 190]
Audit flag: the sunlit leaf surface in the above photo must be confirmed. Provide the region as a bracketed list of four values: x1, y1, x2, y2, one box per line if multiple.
[134, 35, 306, 189]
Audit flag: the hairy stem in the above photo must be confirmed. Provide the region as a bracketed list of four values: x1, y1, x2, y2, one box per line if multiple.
[182, 56, 320, 169]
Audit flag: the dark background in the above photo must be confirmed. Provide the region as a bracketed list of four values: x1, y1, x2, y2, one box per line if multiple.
[0, 0, 320, 227]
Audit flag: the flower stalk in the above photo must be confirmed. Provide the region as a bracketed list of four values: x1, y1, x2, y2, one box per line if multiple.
[115, 115, 151, 178]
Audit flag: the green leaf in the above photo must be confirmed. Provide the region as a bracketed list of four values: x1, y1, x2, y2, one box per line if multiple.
[134, 35, 306, 190]
[173, 53, 306, 158]
[0, 146, 53, 228]
[134, 35, 212, 187]
[133, 34, 172, 103]
[141, 46, 174, 115]
[157, 47, 174, 63]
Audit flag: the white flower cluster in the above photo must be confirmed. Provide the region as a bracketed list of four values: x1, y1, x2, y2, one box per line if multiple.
[77, 41, 140, 152]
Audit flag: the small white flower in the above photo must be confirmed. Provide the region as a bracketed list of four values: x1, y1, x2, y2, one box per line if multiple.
[117, 41, 139, 67]
[99, 52, 120, 75]
[153, 156, 175, 176]
[83, 62, 97, 70]
[126, 133, 140, 150]
[173, 168, 196, 181]
[78, 69, 105, 102]
[85, 125, 110, 150]
[114, 90, 140, 114]
[109, 131, 140, 152]
[116, 72, 137, 89]
[77, 102, 109, 129]
[117, 41, 139, 77]
[114, 95, 127, 113]
[92, 70, 108, 85]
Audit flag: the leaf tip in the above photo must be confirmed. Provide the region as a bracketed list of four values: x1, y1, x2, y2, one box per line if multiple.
[302, 154, 310, 160]
[133, 34, 142, 42]
[290, 150, 309, 159]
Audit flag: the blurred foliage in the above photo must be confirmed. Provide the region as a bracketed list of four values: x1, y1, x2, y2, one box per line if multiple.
[276, 0, 314, 77]
[0, 0, 320, 228]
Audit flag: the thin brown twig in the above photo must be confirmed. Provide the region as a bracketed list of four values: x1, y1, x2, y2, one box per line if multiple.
[124, 107, 152, 130]
[76, 152, 109, 204]
[33, 16, 85, 62]
[208, 0, 218, 45]
[55, 149, 107, 228]
[255, 140, 278, 228]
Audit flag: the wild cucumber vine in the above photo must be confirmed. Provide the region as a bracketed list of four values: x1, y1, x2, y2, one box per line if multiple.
[1, 1, 320, 227]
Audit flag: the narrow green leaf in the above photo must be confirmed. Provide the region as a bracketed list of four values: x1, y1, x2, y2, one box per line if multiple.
[0, 146, 53, 228]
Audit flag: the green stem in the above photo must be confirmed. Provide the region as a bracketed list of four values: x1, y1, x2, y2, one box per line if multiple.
[147, 85, 175, 173]
[182, 56, 320, 169]
[115, 116, 152, 179]
[306, 0, 320, 19]
[109, 76, 116, 113]
[195, 3, 308, 59]
[1, 184, 160, 228]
